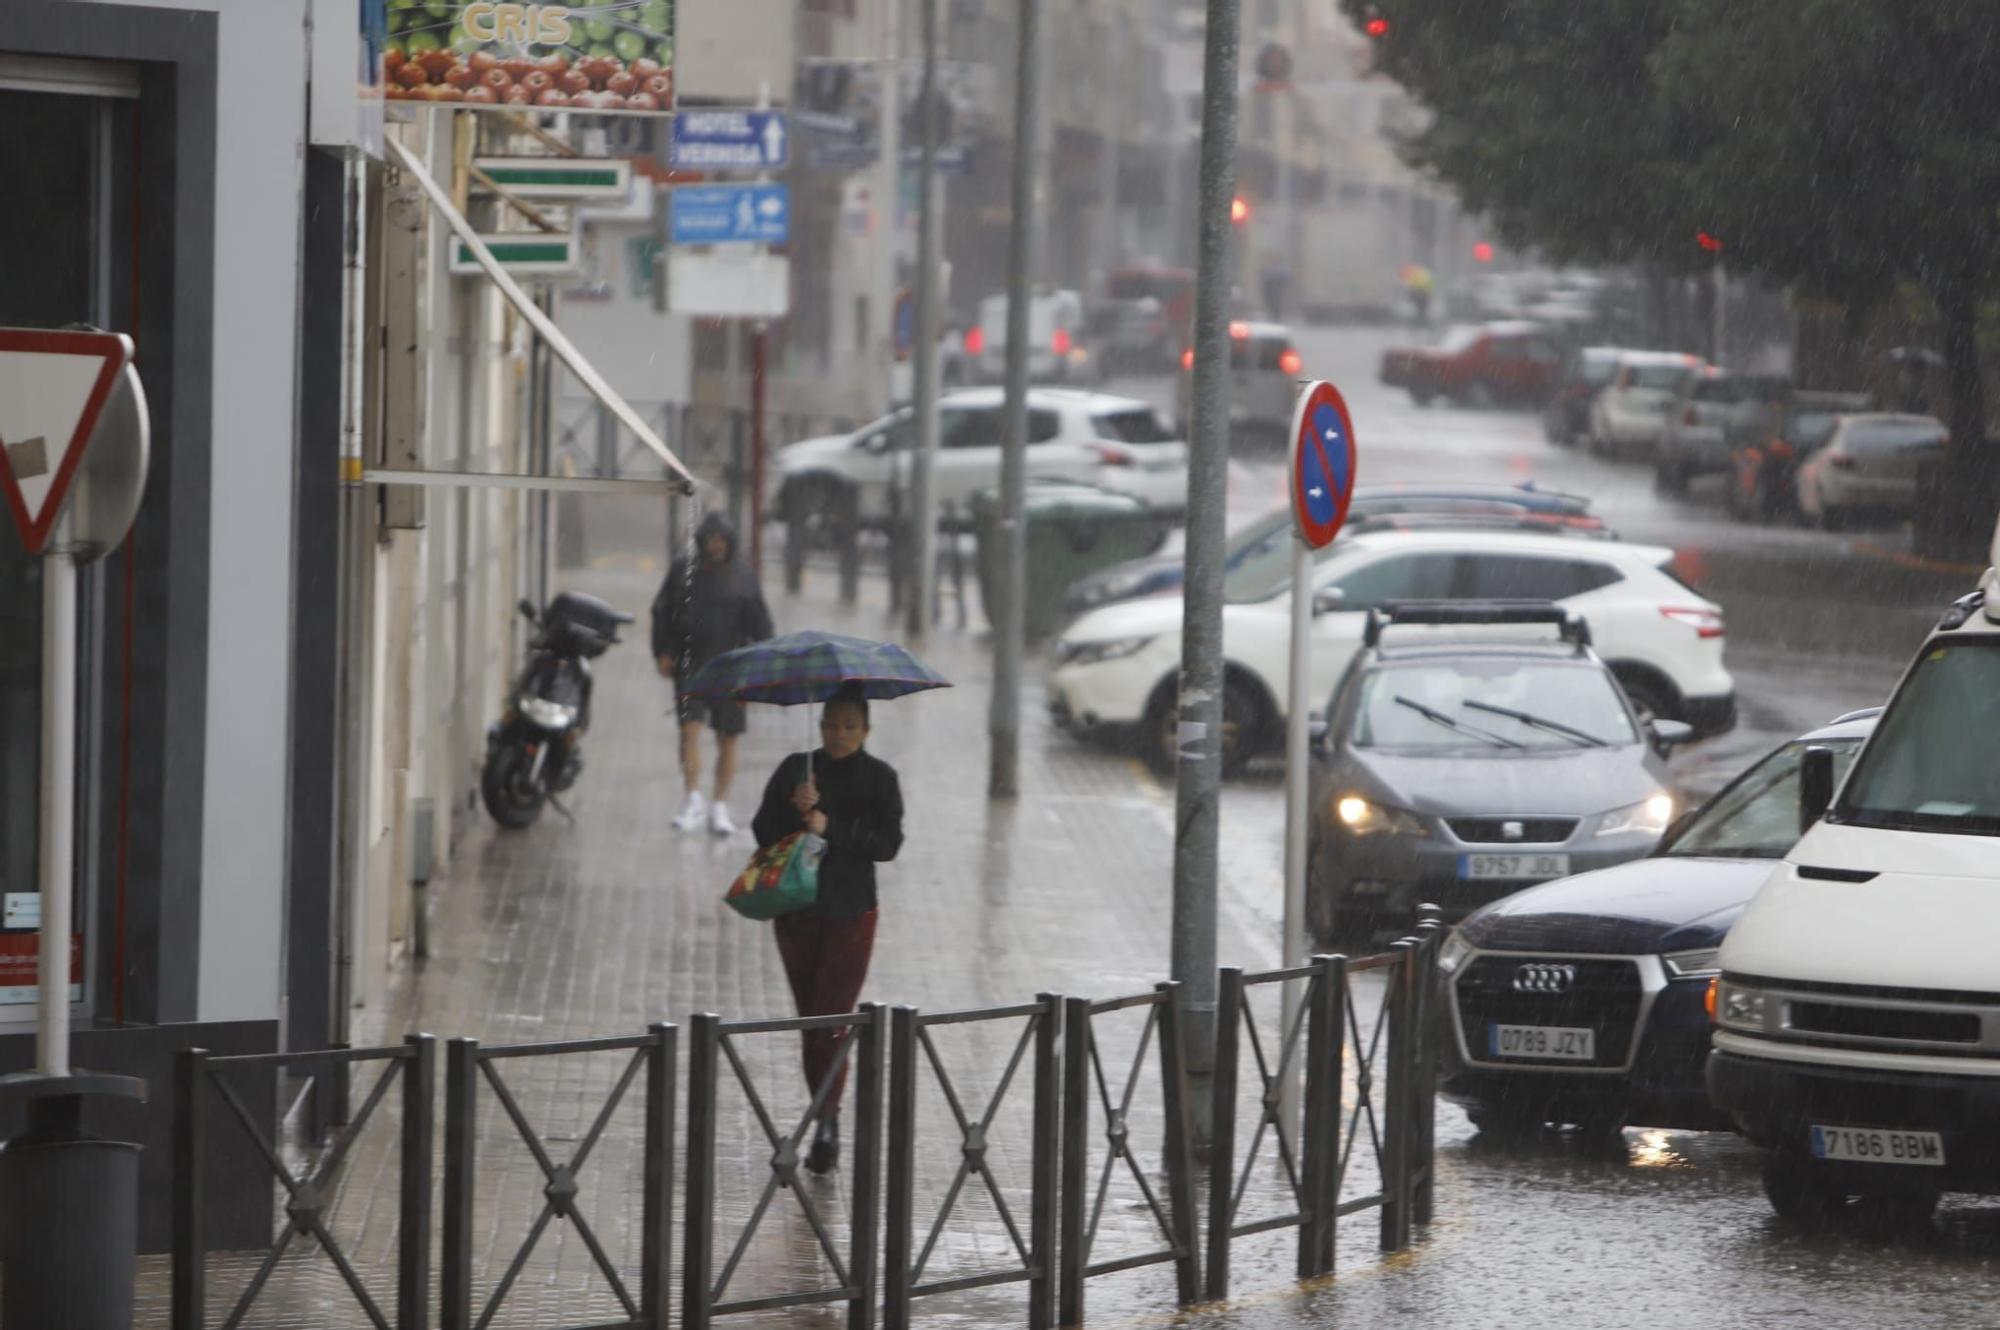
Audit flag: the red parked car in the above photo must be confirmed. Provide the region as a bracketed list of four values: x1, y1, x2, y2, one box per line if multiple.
[1379, 321, 1564, 408]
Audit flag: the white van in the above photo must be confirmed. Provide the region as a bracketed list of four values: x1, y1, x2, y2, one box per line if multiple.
[972, 289, 1097, 384]
[1708, 533, 2000, 1227]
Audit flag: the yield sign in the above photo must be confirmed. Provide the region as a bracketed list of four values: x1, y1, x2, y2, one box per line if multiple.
[0, 328, 132, 553]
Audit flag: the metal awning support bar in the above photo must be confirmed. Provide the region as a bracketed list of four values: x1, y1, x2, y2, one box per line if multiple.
[385, 137, 698, 495]
[362, 469, 682, 496]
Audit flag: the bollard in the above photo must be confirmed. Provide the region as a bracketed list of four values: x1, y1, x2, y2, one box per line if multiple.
[0, 1072, 147, 1330]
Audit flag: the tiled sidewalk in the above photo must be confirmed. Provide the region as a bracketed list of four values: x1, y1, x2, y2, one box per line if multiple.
[134, 552, 1361, 1329]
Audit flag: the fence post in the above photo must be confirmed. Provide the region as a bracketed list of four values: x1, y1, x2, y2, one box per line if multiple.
[1379, 943, 1414, 1254]
[1413, 912, 1442, 1227]
[440, 1038, 479, 1330]
[642, 1022, 678, 1329]
[1030, 993, 1062, 1330]
[170, 1047, 206, 1330]
[683, 1013, 719, 1330]
[1058, 996, 1090, 1327]
[1203, 967, 1243, 1301]
[1298, 955, 1335, 1280]
[1155, 982, 1202, 1308]
[883, 1006, 919, 1330]
[1322, 955, 1346, 1276]
[332, 1040, 353, 1129]
[849, 1004, 886, 1330]
[399, 1034, 435, 1330]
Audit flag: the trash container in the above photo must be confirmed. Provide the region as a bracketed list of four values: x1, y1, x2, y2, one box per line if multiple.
[971, 480, 1169, 639]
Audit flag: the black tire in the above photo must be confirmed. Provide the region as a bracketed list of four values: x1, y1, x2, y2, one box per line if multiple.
[1468, 1102, 1546, 1139]
[480, 745, 546, 829]
[1306, 830, 1373, 948]
[1145, 675, 1263, 780]
[1726, 457, 1763, 522]
[1855, 1189, 1942, 1239]
[1653, 454, 1689, 496]
[1409, 386, 1436, 407]
[1761, 1152, 1848, 1231]
[1611, 668, 1677, 730]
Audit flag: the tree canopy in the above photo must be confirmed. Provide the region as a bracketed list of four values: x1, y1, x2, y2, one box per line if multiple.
[1345, 0, 2000, 542]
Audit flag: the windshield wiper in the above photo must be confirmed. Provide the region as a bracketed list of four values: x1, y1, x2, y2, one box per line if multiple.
[1393, 696, 1523, 749]
[1462, 699, 1610, 747]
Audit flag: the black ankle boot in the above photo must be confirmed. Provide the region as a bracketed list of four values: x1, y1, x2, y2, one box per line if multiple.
[806, 1114, 840, 1175]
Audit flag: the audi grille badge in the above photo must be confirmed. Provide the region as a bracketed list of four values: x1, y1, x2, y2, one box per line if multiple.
[1514, 962, 1577, 994]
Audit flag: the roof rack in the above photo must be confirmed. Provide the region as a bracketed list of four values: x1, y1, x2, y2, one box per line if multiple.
[1363, 599, 1591, 649]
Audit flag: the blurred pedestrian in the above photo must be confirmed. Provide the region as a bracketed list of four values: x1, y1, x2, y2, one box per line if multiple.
[652, 512, 774, 836]
[750, 685, 905, 1174]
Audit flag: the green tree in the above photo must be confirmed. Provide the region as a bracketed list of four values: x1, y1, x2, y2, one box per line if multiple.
[1350, 0, 2000, 550]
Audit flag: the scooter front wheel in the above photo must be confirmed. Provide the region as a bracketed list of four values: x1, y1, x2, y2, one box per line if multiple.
[481, 743, 547, 829]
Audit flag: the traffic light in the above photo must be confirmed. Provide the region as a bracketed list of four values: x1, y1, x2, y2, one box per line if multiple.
[1697, 231, 1724, 254]
[1365, 14, 1390, 38]
[1231, 195, 1251, 225]
[1472, 241, 1495, 263]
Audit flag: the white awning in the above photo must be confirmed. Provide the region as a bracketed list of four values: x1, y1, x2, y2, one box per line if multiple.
[386, 137, 698, 495]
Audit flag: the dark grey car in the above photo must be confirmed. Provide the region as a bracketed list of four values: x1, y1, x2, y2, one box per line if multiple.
[1306, 603, 1692, 943]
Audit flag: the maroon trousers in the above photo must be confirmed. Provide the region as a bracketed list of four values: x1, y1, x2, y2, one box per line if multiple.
[772, 909, 879, 1114]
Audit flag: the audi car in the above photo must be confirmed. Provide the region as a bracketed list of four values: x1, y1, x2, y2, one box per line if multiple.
[1436, 709, 1878, 1136]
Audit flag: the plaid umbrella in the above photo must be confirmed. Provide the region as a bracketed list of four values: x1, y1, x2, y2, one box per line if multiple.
[681, 631, 951, 742]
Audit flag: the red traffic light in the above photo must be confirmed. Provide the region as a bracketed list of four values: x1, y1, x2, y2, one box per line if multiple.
[1364, 15, 1390, 38]
[1231, 195, 1251, 224]
[1472, 241, 1495, 263]
[1697, 231, 1724, 254]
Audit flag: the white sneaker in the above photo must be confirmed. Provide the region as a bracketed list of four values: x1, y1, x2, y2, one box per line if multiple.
[672, 791, 706, 832]
[709, 802, 736, 837]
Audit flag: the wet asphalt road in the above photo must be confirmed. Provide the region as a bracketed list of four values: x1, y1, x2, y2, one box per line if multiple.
[1077, 327, 2000, 1328]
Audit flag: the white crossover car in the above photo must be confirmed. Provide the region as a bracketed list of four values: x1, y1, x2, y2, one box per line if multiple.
[772, 387, 1189, 540]
[1048, 529, 1735, 772]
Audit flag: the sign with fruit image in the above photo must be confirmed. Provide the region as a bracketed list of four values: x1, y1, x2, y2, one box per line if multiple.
[384, 0, 674, 114]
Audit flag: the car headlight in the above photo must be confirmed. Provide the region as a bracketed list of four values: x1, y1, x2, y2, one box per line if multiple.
[1057, 636, 1154, 667]
[1662, 947, 1721, 979]
[518, 695, 580, 730]
[1714, 979, 1769, 1032]
[1070, 570, 1149, 609]
[1437, 931, 1475, 976]
[1596, 792, 1675, 838]
[1335, 796, 1430, 838]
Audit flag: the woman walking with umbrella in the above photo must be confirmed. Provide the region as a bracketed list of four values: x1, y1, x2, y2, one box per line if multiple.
[684, 631, 947, 1175]
[751, 683, 901, 1174]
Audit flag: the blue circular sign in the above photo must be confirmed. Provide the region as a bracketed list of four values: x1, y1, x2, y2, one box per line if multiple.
[1289, 380, 1357, 549]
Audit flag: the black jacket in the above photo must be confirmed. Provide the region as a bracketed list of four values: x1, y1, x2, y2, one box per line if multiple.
[651, 513, 774, 671]
[752, 747, 904, 919]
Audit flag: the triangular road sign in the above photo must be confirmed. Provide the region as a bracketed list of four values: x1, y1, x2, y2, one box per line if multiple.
[0, 328, 133, 554]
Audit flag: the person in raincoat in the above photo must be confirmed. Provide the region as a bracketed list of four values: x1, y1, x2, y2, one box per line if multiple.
[750, 684, 905, 1175]
[652, 512, 775, 836]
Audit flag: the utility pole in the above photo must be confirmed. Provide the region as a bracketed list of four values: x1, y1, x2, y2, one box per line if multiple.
[989, 0, 1043, 799]
[1174, 0, 1241, 1131]
[875, 0, 903, 412]
[907, 0, 943, 641]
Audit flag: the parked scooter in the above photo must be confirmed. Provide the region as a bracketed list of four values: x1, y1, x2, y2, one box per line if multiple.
[481, 591, 633, 829]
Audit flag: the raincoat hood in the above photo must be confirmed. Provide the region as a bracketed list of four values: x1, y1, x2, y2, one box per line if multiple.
[697, 512, 739, 561]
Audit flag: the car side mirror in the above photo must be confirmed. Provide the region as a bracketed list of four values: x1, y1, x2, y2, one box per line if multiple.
[859, 433, 889, 454]
[1648, 718, 1695, 749]
[1308, 715, 1329, 744]
[517, 598, 538, 623]
[1312, 587, 1347, 616]
[1799, 745, 1836, 834]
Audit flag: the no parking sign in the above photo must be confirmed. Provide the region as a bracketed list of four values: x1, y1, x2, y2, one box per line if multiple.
[1288, 379, 1357, 549]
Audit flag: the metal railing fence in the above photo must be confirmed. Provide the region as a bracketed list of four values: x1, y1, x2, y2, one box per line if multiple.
[883, 996, 1061, 1330]
[170, 928, 1440, 1328]
[438, 1024, 677, 1330]
[171, 1036, 434, 1330]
